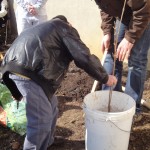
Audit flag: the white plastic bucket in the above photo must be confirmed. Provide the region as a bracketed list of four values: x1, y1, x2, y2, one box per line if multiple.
[83, 91, 136, 150]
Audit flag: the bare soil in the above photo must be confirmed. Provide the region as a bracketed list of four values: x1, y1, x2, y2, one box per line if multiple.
[0, 45, 150, 150]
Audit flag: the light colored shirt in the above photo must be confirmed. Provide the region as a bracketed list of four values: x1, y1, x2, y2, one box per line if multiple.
[15, 0, 48, 16]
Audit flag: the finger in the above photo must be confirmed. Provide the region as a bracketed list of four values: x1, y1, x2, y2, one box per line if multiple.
[121, 51, 126, 61]
[117, 46, 122, 61]
[125, 51, 130, 60]
[118, 47, 127, 61]
[121, 49, 130, 61]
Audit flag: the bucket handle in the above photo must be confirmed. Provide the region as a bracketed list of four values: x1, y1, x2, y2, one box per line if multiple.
[86, 116, 133, 133]
[108, 120, 132, 133]
[83, 104, 133, 133]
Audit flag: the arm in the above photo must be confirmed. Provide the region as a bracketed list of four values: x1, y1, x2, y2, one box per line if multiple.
[117, 0, 150, 61]
[27, 0, 48, 15]
[125, 0, 150, 44]
[33, 0, 48, 12]
[100, 11, 115, 52]
[62, 27, 117, 86]
[0, 0, 8, 18]
[62, 27, 109, 84]
[100, 10, 116, 36]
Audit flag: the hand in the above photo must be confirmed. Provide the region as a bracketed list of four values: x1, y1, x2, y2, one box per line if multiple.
[106, 75, 117, 87]
[27, 4, 37, 15]
[117, 38, 133, 61]
[101, 33, 111, 53]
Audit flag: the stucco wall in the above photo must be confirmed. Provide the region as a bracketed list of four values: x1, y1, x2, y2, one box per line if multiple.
[8, 0, 103, 58]
[8, 0, 150, 69]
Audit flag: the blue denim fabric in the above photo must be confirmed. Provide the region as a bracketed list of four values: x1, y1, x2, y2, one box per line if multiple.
[102, 21, 150, 111]
[9, 74, 58, 150]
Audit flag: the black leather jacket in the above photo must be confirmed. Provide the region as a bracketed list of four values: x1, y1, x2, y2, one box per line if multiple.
[0, 18, 108, 101]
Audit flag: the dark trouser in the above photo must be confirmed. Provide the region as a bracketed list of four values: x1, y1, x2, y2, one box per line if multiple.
[102, 21, 150, 112]
[10, 74, 58, 150]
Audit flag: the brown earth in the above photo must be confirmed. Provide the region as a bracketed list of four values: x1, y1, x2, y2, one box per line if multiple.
[0, 34, 150, 150]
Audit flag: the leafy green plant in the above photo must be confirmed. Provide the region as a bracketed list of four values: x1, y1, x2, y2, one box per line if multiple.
[0, 83, 27, 135]
[0, 84, 12, 108]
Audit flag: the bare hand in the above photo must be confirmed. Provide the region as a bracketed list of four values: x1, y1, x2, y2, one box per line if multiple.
[117, 38, 133, 61]
[101, 33, 111, 53]
[106, 75, 117, 87]
[27, 4, 37, 15]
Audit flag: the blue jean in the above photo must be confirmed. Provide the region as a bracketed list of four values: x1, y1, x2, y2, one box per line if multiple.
[102, 21, 150, 111]
[9, 74, 58, 150]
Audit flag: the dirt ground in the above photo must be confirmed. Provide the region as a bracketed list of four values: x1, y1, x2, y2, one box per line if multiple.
[0, 38, 150, 149]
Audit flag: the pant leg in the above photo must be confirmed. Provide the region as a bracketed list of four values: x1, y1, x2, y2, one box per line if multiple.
[125, 24, 150, 110]
[102, 20, 125, 91]
[102, 52, 114, 90]
[9, 74, 58, 150]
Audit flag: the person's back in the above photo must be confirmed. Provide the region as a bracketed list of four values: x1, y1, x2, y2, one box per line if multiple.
[1, 16, 112, 100]
[1, 18, 73, 99]
[3, 18, 75, 77]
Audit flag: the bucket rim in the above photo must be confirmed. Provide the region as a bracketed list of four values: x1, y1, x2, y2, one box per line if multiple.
[82, 103, 136, 122]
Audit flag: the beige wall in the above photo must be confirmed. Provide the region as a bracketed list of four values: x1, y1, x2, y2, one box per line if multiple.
[45, 0, 103, 58]
[8, 0, 150, 70]
[9, 0, 103, 58]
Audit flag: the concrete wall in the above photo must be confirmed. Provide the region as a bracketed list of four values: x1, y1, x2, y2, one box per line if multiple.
[8, 0, 103, 58]
[7, 0, 150, 70]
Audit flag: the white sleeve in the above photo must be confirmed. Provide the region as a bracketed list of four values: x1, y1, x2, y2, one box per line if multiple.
[33, 0, 48, 11]
[0, 0, 8, 18]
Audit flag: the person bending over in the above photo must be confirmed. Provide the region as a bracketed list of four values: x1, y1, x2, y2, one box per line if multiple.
[0, 15, 117, 150]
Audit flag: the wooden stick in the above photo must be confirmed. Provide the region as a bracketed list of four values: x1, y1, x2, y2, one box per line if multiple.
[108, 87, 113, 112]
[91, 50, 107, 93]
